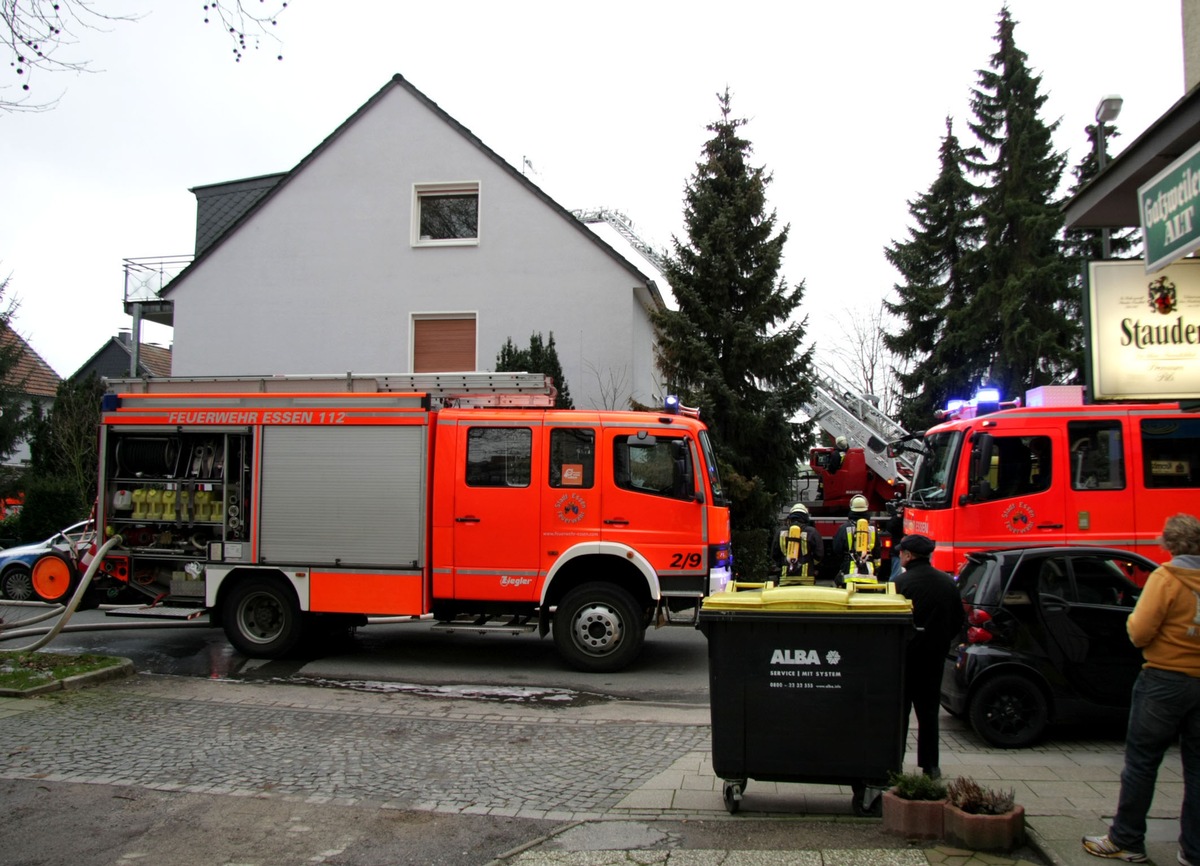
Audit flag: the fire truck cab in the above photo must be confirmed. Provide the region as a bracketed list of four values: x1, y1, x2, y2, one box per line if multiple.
[901, 386, 1199, 577]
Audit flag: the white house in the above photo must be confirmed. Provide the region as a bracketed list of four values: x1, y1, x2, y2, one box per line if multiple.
[154, 74, 667, 410]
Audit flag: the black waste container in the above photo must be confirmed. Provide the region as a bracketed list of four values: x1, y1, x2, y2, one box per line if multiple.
[697, 582, 913, 815]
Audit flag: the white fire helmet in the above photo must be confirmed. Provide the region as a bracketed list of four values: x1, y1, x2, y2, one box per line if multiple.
[850, 494, 869, 513]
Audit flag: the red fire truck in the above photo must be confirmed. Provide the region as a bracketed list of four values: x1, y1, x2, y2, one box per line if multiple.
[790, 367, 911, 578]
[87, 373, 732, 671]
[895, 385, 1199, 577]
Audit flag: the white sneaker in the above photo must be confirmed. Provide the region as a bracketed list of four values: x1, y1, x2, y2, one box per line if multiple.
[1082, 835, 1148, 863]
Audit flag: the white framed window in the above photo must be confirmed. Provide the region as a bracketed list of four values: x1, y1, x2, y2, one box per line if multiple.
[412, 182, 480, 247]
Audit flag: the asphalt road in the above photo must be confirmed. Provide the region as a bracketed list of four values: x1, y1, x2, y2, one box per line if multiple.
[26, 608, 714, 705]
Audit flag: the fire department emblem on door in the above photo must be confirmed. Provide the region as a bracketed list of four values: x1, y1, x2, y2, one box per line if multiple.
[1002, 501, 1035, 534]
[555, 493, 586, 524]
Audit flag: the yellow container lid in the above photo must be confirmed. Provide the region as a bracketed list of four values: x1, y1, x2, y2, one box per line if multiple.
[701, 581, 913, 614]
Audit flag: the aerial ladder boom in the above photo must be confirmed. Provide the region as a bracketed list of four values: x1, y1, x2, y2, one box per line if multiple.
[801, 365, 913, 482]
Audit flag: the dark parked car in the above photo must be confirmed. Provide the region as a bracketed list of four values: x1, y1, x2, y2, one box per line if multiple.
[940, 546, 1157, 748]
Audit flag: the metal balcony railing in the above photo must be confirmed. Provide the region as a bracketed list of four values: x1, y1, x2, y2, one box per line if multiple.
[123, 256, 192, 304]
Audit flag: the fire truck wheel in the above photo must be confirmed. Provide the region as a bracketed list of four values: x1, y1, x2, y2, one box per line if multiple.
[1, 566, 34, 601]
[223, 576, 303, 658]
[969, 673, 1048, 748]
[31, 552, 77, 604]
[552, 582, 645, 673]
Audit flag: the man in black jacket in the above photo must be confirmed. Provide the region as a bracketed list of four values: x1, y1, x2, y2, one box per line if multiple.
[895, 534, 964, 778]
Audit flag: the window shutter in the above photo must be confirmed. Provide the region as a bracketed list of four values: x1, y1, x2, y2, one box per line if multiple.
[414, 318, 476, 372]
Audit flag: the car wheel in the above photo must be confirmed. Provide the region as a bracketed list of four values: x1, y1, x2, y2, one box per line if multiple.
[1, 566, 34, 601]
[969, 673, 1048, 748]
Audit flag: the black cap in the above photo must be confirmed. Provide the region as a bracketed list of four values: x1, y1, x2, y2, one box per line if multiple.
[898, 534, 936, 556]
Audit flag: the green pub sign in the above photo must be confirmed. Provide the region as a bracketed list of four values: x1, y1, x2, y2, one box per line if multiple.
[1140, 139, 1200, 272]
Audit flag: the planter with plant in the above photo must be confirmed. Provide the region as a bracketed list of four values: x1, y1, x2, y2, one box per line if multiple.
[882, 771, 948, 840]
[943, 776, 1025, 852]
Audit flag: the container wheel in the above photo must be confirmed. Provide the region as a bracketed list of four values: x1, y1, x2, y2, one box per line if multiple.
[851, 783, 883, 817]
[222, 575, 303, 658]
[722, 780, 745, 814]
[552, 582, 645, 672]
[31, 552, 77, 604]
[1, 565, 34, 601]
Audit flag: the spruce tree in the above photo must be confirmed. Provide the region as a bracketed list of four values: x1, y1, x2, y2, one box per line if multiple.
[654, 89, 814, 532]
[1061, 123, 1139, 275]
[884, 118, 983, 432]
[494, 331, 573, 408]
[966, 5, 1077, 394]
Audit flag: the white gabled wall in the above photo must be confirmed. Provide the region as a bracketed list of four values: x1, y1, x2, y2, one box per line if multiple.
[169, 82, 661, 410]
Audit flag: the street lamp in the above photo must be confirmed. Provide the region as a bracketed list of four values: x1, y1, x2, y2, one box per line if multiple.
[1095, 94, 1123, 259]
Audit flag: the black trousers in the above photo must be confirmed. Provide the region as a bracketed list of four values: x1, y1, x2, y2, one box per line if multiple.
[903, 651, 944, 771]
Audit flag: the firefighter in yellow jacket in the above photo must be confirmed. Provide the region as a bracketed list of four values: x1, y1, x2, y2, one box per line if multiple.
[772, 503, 823, 585]
[831, 494, 881, 583]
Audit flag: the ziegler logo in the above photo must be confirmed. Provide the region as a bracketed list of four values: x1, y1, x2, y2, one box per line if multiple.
[770, 649, 842, 665]
[500, 576, 533, 588]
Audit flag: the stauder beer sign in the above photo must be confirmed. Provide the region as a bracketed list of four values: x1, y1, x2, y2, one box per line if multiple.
[1087, 260, 1200, 401]
[1139, 140, 1200, 273]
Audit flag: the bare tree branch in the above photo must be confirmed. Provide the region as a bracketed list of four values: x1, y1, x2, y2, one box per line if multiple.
[202, 0, 287, 64]
[824, 301, 908, 420]
[583, 360, 631, 410]
[2, 1, 288, 112]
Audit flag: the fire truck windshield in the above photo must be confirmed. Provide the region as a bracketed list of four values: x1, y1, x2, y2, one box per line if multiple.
[909, 430, 962, 508]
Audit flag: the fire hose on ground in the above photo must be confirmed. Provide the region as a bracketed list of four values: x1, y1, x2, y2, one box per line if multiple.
[0, 535, 215, 650]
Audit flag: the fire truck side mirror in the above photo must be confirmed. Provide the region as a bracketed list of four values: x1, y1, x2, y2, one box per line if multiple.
[965, 432, 995, 503]
[672, 440, 697, 499]
[867, 435, 886, 454]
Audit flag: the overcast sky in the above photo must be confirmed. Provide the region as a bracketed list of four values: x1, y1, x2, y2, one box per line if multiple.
[0, 1, 1186, 379]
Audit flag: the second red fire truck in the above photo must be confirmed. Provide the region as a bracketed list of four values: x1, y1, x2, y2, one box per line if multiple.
[895, 386, 1198, 578]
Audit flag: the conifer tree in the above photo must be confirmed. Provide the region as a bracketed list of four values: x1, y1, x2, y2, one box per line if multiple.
[966, 5, 1076, 394]
[494, 331, 573, 408]
[654, 89, 814, 531]
[1061, 123, 1139, 276]
[884, 118, 982, 432]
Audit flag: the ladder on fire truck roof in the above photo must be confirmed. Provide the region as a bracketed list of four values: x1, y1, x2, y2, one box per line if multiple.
[802, 365, 915, 482]
[105, 372, 558, 407]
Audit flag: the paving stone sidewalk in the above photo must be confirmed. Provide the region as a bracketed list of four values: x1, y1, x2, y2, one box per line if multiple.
[0, 675, 1184, 866]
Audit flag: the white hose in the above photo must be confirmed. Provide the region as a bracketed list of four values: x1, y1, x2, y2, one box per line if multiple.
[0, 619, 212, 642]
[2, 534, 124, 652]
[0, 603, 67, 629]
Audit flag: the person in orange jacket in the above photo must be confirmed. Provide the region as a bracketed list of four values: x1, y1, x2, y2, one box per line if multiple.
[1084, 513, 1200, 865]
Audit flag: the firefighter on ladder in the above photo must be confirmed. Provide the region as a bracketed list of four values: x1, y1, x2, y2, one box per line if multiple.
[831, 494, 881, 586]
[773, 503, 823, 586]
